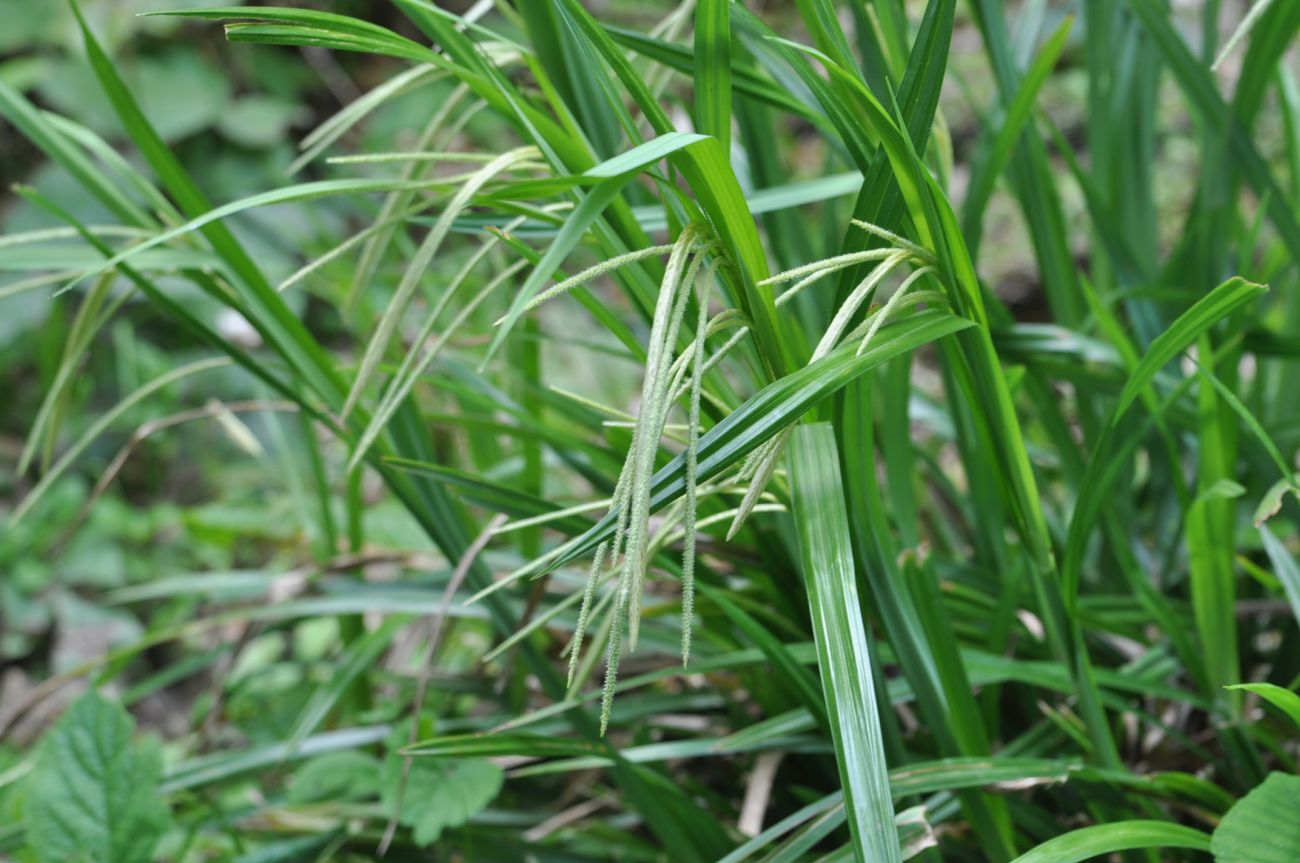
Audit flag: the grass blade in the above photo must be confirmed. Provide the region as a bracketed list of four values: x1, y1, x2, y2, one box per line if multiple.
[694, 0, 732, 154]
[9, 357, 231, 526]
[1259, 526, 1300, 625]
[1008, 822, 1210, 863]
[789, 422, 900, 863]
[1225, 684, 1300, 731]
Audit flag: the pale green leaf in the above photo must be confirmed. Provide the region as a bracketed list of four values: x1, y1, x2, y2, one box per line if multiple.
[25, 690, 171, 863]
[790, 422, 901, 863]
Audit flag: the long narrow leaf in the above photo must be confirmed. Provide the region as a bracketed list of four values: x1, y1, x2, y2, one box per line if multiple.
[789, 423, 900, 863]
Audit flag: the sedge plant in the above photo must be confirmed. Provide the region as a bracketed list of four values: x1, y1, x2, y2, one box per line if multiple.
[2, 1, 1300, 861]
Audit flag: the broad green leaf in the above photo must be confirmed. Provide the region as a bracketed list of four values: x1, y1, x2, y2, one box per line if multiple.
[217, 94, 307, 149]
[25, 690, 171, 863]
[1211, 773, 1300, 863]
[382, 754, 503, 847]
[287, 752, 383, 803]
[789, 423, 900, 863]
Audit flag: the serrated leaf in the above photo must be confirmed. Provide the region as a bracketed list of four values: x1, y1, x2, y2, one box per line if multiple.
[382, 755, 503, 847]
[1212, 773, 1300, 863]
[24, 690, 171, 863]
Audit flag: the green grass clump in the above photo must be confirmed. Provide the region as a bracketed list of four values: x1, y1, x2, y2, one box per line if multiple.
[2, 1, 1300, 861]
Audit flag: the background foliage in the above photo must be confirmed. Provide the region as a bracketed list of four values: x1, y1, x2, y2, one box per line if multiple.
[2, 1, 1299, 861]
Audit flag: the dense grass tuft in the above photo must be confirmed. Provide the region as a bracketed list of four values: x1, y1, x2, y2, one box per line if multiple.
[2, 1, 1300, 860]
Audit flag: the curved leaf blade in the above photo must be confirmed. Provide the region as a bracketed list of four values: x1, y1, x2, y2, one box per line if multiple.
[1009, 821, 1211, 863]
